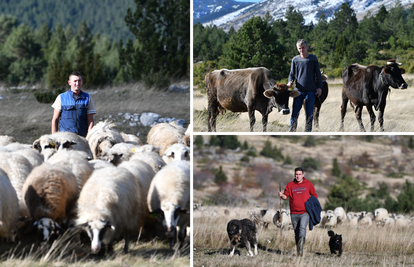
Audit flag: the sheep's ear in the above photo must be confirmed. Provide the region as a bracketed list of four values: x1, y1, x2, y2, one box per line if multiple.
[260, 209, 268, 217]
[33, 139, 41, 152]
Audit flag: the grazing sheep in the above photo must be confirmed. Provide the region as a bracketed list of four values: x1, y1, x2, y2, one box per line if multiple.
[382, 216, 395, 227]
[322, 213, 337, 228]
[147, 122, 187, 156]
[273, 209, 290, 229]
[86, 120, 125, 160]
[76, 167, 145, 255]
[130, 145, 166, 173]
[0, 152, 33, 219]
[22, 163, 78, 246]
[0, 169, 19, 242]
[346, 213, 358, 226]
[374, 208, 389, 225]
[120, 132, 143, 145]
[357, 212, 373, 227]
[162, 143, 190, 164]
[147, 161, 190, 250]
[47, 150, 93, 192]
[395, 215, 410, 227]
[334, 207, 347, 225]
[0, 135, 17, 146]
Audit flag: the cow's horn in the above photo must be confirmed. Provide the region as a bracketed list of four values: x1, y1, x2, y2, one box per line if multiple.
[387, 61, 402, 66]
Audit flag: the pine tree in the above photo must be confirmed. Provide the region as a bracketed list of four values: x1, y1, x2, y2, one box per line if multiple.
[194, 135, 204, 148]
[332, 158, 341, 177]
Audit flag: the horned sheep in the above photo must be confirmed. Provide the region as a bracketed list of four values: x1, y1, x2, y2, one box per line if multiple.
[0, 169, 19, 242]
[22, 163, 79, 246]
[76, 167, 145, 255]
[147, 160, 190, 250]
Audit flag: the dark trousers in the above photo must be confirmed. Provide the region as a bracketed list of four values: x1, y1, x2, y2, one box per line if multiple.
[290, 91, 316, 132]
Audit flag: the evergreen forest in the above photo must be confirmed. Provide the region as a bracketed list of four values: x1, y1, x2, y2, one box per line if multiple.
[0, 0, 190, 89]
[194, 2, 414, 86]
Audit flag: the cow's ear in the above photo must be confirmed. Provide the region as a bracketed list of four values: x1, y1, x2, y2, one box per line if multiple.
[400, 68, 406, 74]
[289, 90, 300, 98]
[263, 89, 274, 99]
[384, 66, 390, 75]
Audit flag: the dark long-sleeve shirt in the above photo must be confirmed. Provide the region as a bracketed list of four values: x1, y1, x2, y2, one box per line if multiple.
[288, 54, 323, 92]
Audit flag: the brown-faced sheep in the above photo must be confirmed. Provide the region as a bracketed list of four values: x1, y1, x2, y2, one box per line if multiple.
[146, 122, 187, 156]
[86, 120, 125, 160]
[147, 160, 190, 250]
[22, 163, 78, 246]
[0, 169, 19, 242]
[76, 167, 145, 255]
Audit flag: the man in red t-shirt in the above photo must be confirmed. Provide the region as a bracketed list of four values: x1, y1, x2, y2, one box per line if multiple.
[278, 167, 317, 256]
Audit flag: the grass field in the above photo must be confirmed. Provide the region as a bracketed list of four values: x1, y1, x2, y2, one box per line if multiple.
[193, 206, 414, 267]
[193, 74, 414, 132]
[0, 80, 190, 144]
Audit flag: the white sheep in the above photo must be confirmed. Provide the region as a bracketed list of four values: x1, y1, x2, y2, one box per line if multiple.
[130, 145, 166, 173]
[13, 148, 44, 168]
[162, 143, 190, 164]
[0, 169, 19, 242]
[47, 150, 93, 192]
[334, 207, 347, 225]
[147, 122, 187, 156]
[22, 163, 78, 246]
[120, 132, 143, 145]
[358, 212, 373, 227]
[147, 160, 190, 250]
[88, 159, 114, 170]
[374, 208, 389, 225]
[395, 215, 410, 227]
[273, 209, 290, 229]
[86, 120, 125, 160]
[347, 213, 359, 226]
[322, 213, 337, 228]
[76, 166, 145, 255]
[183, 123, 191, 147]
[0, 152, 33, 219]
[104, 142, 140, 165]
[41, 148, 57, 162]
[0, 135, 17, 146]
[382, 216, 395, 227]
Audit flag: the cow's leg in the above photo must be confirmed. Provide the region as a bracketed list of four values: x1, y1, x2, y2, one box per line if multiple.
[207, 98, 219, 132]
[355, 106, 366, 132]
[378, 102, 386, 132]
[340, 92, 348, 131]
[262, 113, 268, 132]
[365, 105, 376, 132]
[247, 104, 256, 132]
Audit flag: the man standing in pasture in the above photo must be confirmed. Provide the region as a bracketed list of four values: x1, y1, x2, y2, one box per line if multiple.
[51, 71, 96, 137]
[287, 39, 323, 132]
[278, 167, 319, 256]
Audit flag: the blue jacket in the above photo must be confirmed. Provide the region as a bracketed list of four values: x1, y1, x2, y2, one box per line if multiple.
[60, 90, 90, 137]
[305, 195, 322, 231]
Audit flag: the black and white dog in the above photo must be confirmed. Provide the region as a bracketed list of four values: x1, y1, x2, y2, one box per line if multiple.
[227, 209, 267, 257]
[328, 230, 342, 257]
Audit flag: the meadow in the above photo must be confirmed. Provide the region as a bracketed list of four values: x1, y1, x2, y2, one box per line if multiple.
[193, 206, 414, 267]
[0, 80, 190, 266]
[193, 74, 414, 132]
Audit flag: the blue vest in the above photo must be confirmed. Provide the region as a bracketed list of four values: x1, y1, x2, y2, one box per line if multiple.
[60, 90, 90, 137]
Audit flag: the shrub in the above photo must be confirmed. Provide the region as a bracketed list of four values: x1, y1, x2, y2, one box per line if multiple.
[33, 88, 65, 103]
[301, 157, 319, 171]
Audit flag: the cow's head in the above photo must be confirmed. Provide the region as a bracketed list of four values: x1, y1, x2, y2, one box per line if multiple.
[150, 203, 189, 238]
[382, 59, 408, 89]
[78, 219, 115, 253]
[263, 83, 300, 115]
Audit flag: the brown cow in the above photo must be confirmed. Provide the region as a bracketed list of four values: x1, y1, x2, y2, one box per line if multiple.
[205, 67, 299, 132]
[340, 60, 408, 132]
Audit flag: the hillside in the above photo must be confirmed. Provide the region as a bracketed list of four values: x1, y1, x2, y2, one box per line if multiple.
[199, 0, 414, 31]
[194, 135, 414, 210]
[0, 0, 135, 41]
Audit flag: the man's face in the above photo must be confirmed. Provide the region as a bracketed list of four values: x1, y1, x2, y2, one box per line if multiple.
[295, 171, 304, 183]
[297, 44, 308, 58]
[68, 75, 83, 92]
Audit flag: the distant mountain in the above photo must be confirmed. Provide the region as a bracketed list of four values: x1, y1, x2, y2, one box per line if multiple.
[198, 0, 414, 31]
[194, 0, 255, 24]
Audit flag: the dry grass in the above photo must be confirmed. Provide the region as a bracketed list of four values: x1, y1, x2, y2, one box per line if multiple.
[194, 206, 414, 267]
[193, 74, 414, 132]
[0, 80, 190, 144]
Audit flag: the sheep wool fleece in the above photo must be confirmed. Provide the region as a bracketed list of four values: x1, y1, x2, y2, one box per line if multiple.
[283, 178, 317, 214]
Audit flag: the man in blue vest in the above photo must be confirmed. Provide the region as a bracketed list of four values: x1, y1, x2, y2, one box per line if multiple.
[51, 71, 96, 137]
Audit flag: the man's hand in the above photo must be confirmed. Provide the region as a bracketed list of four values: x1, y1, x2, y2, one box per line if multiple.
[287, 81, 293, 88]
[316, 88, 322, 97]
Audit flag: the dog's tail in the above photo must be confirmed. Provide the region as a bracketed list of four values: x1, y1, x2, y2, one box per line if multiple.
[328, 230, 335, 237]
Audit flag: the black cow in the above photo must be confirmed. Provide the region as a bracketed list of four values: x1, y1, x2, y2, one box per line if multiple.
[312, 74, 329, 129]
[340, 59, 408, 132]
[205, 67, 299, 132]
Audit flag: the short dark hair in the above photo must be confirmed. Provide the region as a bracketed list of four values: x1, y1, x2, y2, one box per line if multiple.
[294, 167, 304, 174]
[69, 71, 82, 80]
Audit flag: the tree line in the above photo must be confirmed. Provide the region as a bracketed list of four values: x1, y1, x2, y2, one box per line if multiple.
[194, 2, 414, 85]
[0, 0, 189, 89]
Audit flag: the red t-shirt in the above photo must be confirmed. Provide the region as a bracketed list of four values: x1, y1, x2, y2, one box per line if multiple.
[284, 177, 317, 214]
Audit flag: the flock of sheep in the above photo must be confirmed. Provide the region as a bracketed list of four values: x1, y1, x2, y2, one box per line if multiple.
[273, 207, 413, 229]
[0, 120, 190, 256]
